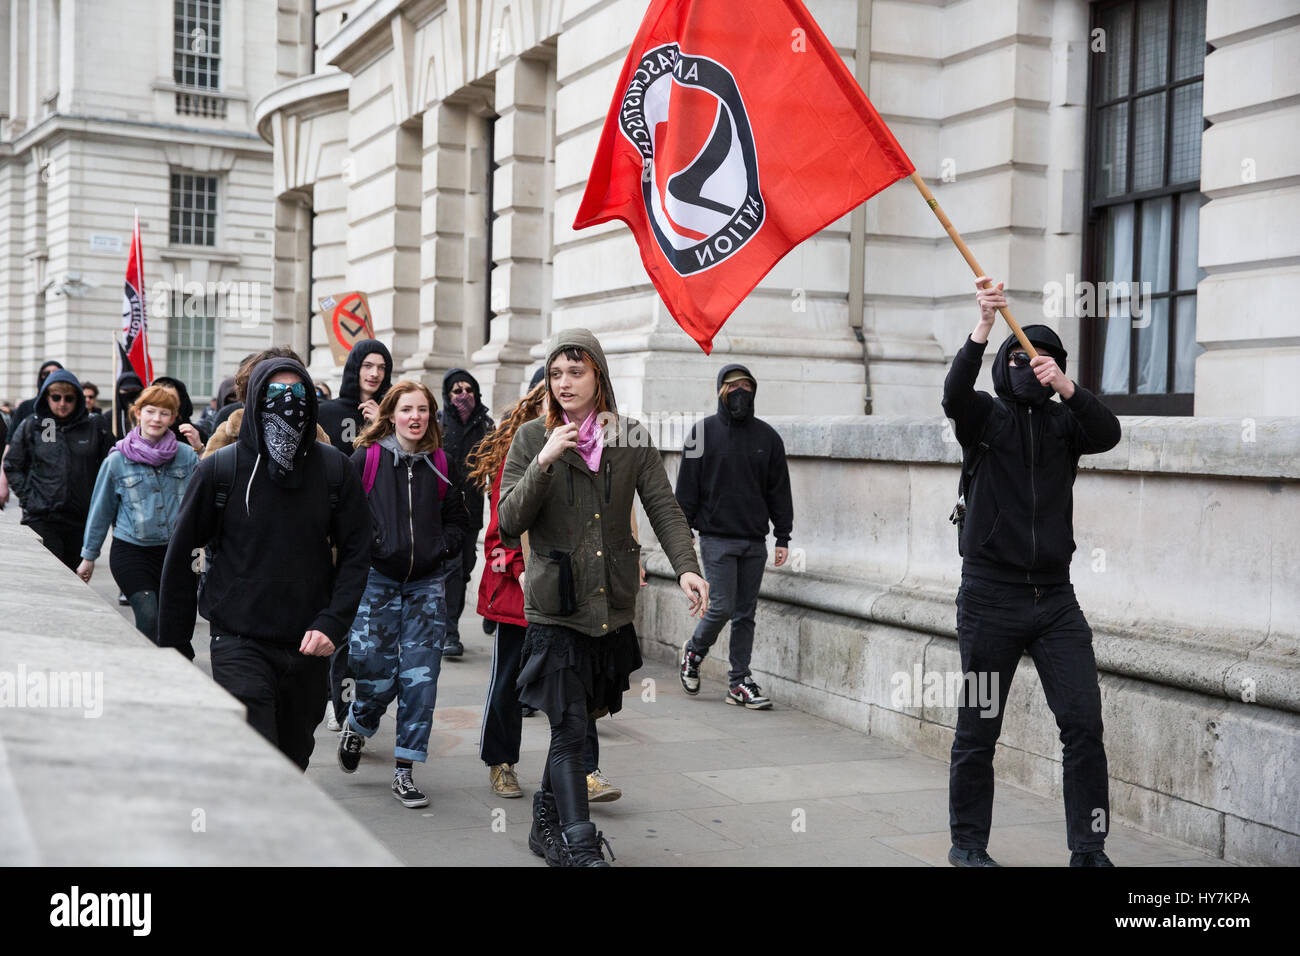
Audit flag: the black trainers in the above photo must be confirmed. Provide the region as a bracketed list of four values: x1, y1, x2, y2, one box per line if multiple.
[680, 640, 703, 695]
[337, 728, 364, 773]
[392, 768, 429, 808]
[948, 846, 1001, 867]
[528, 789, 564, 866]
[726, 678, 772, 710]
[1070, 850, 1115, 867]
[521, 704, 538, 718]
[560, 821, 615, 867]
[442, 640, 464, 659]
[482, 618, 497, 635]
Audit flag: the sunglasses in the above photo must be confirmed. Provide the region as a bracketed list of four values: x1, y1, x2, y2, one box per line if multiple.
[266, 382, 307, 401]
[451, 385, 473, 395]
[48, 392, 77, 404]
[1009, 351, 1034, 368]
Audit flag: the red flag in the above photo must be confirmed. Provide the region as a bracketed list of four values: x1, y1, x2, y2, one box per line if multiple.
[121, 210, 153, 384]
[574, 0, 914, 353]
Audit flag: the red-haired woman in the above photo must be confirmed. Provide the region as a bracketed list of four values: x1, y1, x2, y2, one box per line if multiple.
[498, 329, 709, 866]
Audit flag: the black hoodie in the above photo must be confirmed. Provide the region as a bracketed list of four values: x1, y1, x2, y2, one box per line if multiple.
[152, 375, 211, 446]
[675, 363, 794, 546]
[10, 360, 64, 436]
[317, 340, 394, 455]
[3, 369, 112, 525]
[942, 325, 1122, 584]
[438, 367, 494, 530]
[157, 357, 370, 659]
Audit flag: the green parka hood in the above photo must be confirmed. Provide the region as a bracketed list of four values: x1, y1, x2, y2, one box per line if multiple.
[545, 328, 617, 415]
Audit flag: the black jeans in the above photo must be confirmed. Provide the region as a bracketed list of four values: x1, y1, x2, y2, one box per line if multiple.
[443, 533, 479, 644]
[210, 632, 330, 771]
[480, 621, 600, 773]
[27, 516, 85, 572]
[329, 642, 351, 724]
[949, 576, 1109, 853]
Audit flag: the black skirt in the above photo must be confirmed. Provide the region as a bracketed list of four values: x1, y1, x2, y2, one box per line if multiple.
[516, 622, 642, 720]
[109, 538, 168, 598]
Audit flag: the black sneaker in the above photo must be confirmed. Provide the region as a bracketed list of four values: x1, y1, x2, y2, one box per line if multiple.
[948, 846, 1001, 867]
[482, 618, 497, 635]
[1070, 850, 1115, 867]
[521, 704, 538, 718]
[392, 769, 429, 808]
[337, 728, 364, 773]
[442, 640, 464, 659]
[726, 678, 772, 710]
[679, 640, 703, 695]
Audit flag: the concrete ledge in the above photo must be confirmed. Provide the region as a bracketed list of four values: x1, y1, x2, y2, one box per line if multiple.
[0, 519, 399, 865]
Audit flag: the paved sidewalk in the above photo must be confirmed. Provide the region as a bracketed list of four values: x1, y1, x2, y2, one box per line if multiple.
[85, 556, 1225, 867]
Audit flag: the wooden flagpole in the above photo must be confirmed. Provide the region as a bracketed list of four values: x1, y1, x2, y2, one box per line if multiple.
[909, 172, 1038, 358]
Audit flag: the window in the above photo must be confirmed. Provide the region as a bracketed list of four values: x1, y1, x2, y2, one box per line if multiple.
[1083, 0, 1207, 415]
[167, 291, 217, 401]
[170, 173, 218, 246]
[174, 0, 225, 116]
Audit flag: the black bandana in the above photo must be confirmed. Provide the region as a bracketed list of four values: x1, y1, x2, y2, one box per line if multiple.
[260, 389, 309, 475]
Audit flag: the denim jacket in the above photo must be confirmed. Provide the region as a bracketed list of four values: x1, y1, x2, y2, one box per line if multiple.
[80, 445, 199, 560]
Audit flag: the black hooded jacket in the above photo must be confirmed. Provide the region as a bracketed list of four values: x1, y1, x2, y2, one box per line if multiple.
[10, 360, 64, 436]
[3, 369, 112, 526]
[675, 364, 794, 547]
[317, 340, 394, 456]
[152, 375, 211, 446]
[158, 357, 370, 659]
[437, 368, 494, 530]
[942, 325, 1122, 585]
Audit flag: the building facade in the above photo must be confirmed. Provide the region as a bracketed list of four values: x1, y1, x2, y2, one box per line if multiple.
[0, 0, 279, 409]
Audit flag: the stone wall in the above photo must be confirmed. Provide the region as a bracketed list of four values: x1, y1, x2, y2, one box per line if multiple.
[633, 415, 1300, 865]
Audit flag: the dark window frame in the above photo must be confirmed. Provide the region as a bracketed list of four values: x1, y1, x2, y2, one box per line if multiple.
[1081, 0, 1209, 416]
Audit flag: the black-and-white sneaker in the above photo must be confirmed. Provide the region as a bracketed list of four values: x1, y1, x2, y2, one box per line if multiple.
[680, 640, 703, 695]
[392, 768, 429, 808]
[337, 728, 365, 773]
[726, 679, 772, 710]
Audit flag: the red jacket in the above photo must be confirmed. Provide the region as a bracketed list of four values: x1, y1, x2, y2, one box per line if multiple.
[476, 463, 527, 627]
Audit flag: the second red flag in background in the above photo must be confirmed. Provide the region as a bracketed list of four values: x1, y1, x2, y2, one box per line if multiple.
[574, 0, 915, 354]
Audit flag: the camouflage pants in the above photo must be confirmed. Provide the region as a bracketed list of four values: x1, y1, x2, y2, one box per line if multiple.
[347, 568, 447, 762]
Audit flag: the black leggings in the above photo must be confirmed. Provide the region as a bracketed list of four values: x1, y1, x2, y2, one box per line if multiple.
[541, 704, 590, 826]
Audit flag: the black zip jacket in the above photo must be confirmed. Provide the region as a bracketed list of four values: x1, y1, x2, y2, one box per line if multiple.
[350, 435, 469, 582]
[437, 367, 493, 530]
[318, 340, 394, 455]
[157, 358, 370, 659]
[3, 370, 112, 526]
[942, 326, 1121, 585]
[675, 363, 794, 546]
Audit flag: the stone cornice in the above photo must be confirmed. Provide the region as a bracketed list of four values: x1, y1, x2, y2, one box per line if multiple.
[252, 69, 351, 145]
[318, 0, 444, 75]
[3, 113, 270, 158]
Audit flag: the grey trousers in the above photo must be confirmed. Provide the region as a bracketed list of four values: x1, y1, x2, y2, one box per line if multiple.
[687, 535, 767, 685]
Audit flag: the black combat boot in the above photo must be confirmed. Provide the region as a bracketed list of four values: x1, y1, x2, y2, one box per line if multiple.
[559, 821, 614, 867]
[528, 789, 563, 866]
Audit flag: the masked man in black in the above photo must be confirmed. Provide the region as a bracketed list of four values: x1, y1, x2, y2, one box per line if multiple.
[941, 277, 1122, 867]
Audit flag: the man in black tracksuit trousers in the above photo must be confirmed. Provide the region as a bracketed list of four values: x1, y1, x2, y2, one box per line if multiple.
[158, 357, 371, 770]
[942, 278, 1122, 867]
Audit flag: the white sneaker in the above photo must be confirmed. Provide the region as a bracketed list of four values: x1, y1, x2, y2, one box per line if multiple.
[326, 713, 341, 732]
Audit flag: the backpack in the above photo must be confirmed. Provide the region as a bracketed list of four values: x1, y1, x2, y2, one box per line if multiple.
[361, 442, 449, 499]
[948, 401, 1007, 554]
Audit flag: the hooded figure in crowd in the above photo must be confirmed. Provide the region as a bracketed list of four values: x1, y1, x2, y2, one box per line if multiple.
[436, 367, 494, 658]
[10, 359, 64, 436]
[113, 370, 145, 440]
[940, 278, 1122, 869]
[318, 340, 394, 456]
[159, 357, 371, 770]
[152, 375, 210, 451]
[675, 363, 793, 710]
[3, 369, 113, 569]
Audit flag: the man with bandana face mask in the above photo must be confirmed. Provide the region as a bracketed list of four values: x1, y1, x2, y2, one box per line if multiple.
[158, 358, 371, 771]
[940, 277, 1122, 868]
[675, 365, 794, 710]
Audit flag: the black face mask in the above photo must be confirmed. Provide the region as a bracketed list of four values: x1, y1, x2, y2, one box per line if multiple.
[1008, 365, 1053, 405]
[260, 389, 310, 474]
[726, 388, 754, 422]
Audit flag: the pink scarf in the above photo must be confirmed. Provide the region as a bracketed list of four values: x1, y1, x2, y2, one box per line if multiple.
[563, 409, 604, 472]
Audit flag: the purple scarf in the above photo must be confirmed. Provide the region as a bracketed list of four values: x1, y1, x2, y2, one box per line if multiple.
[563, 409, 604, 472]
[115, 427, 179, 466]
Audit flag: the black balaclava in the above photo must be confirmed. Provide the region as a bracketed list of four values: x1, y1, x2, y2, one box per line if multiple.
[261, 384, 310, 479]
[991, 324, 1068, 408]
[716, 363, 757, 425]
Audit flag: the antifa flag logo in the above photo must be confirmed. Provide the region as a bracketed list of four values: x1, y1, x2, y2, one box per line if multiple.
[618, 44, 764, 276]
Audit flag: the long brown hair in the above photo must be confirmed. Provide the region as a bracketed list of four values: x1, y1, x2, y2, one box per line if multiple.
[354, 380, 443, 453]
[544, 347, 611, 431]
[466, 383, 547, 493]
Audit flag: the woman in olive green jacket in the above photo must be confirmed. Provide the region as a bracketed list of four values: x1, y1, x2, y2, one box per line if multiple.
[498, 328, 708, 866]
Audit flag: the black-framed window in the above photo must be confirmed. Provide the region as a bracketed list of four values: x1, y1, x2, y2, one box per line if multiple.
[170, 172, 218, 246]
[1083, 0, 1208, 415]
[173, 0, 222, 89]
